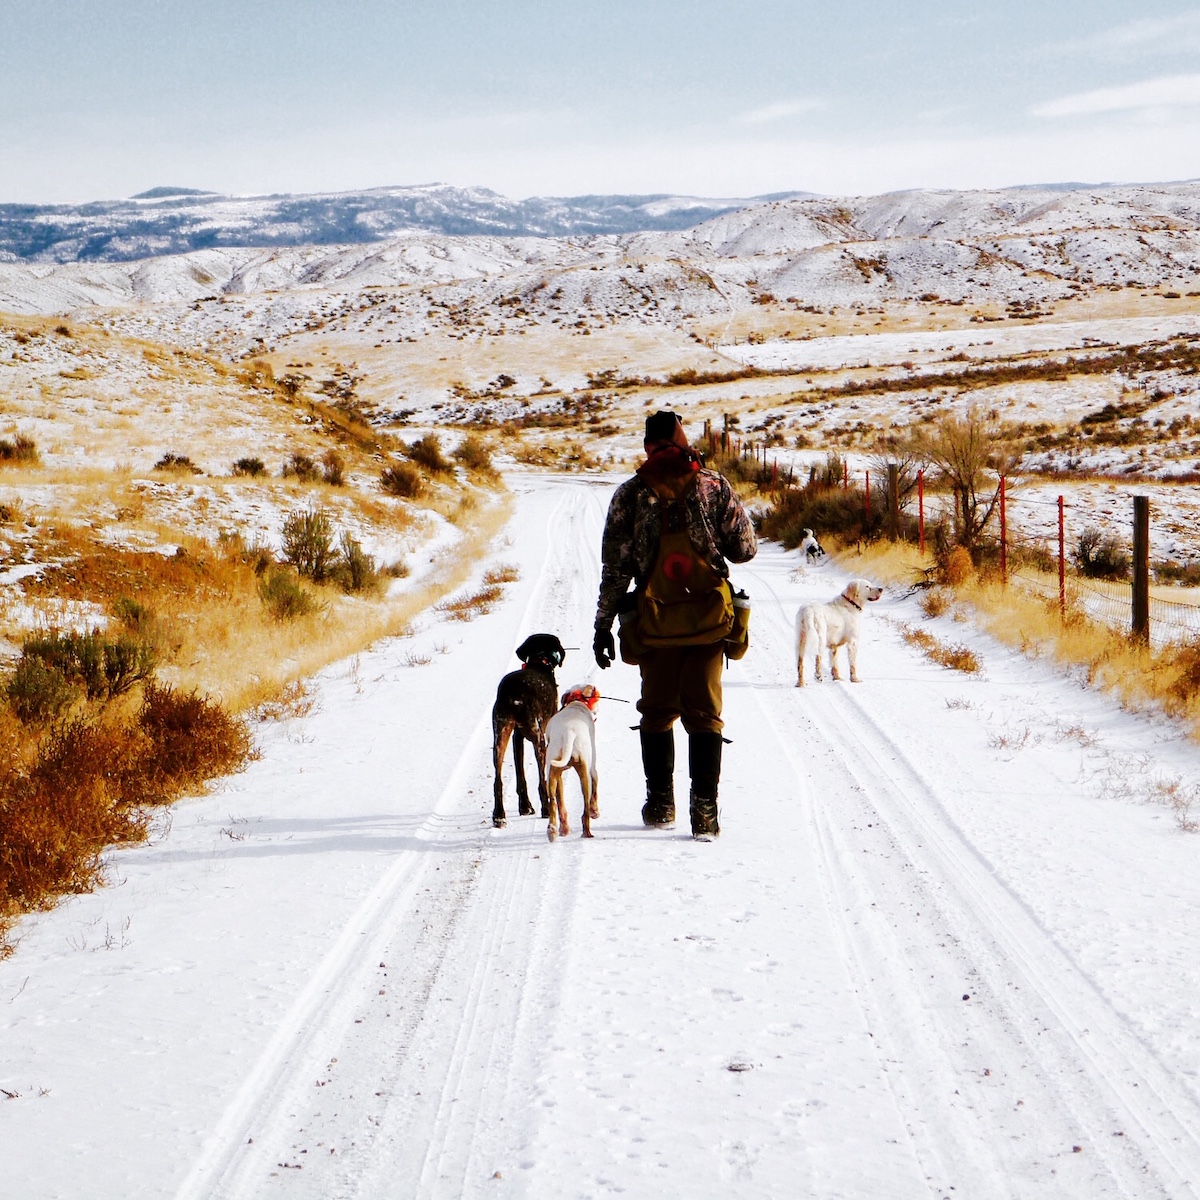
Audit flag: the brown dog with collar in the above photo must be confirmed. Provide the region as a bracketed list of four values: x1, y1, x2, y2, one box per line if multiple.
[492, 633, 566, 827]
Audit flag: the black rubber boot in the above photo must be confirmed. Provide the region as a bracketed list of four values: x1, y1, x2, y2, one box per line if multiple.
[688, 731, 723, 840]
[640, 728, 676, 827]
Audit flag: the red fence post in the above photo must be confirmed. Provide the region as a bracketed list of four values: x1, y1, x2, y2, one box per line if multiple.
[918, 468, 926, 557]
[771, 459, 778, 494]
[864, 470, 871, 524]
[1057, 494, 1065, 618]
[843, 460, 849, 489]
[999, 475, 1007, 585]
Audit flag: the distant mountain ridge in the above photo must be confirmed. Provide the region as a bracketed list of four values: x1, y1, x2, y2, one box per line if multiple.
[0, 184, 814, 264]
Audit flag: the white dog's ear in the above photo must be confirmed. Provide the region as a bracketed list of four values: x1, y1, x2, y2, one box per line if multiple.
[844, 580, 861, 604]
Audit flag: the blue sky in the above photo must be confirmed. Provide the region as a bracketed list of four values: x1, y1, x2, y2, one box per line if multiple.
[4, 0, 1200, 202]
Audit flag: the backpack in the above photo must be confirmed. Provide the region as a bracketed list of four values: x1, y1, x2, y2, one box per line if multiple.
[636, 488, 734, 647]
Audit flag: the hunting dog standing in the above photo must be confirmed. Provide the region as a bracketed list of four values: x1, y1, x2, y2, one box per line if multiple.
[543, 683, 600, 842]
[796, 579, 883, 686]
[492, 633, 566, 828]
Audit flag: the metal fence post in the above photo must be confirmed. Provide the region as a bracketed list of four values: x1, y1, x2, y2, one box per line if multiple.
[999, 475, 1007, 584]
[887, 464, 900, 542]
[918, 469, 926, 556]
[1132, 495, 1150, 645]
[1057, 494, 1065, 619]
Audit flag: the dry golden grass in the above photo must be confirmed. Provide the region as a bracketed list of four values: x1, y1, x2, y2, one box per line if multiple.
[0, 491, 512, 952]
[919, 588, 952, 619]
[436, 584, 505, 622]
[0, 684, 254, 955]
[898, 622, 982, 673]
[483, 563, 520, 585]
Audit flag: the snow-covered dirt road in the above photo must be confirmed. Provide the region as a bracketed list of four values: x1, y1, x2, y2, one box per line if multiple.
[5, 474, 1200, 1199]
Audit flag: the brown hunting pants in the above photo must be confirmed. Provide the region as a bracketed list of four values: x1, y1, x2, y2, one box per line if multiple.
[637, 642, 725, 735]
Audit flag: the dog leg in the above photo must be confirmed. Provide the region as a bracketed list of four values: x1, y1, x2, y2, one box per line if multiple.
[588, 767, 599, 820]
[830, 646, 842, 681]
[534, 733, 551, 820]
[492, 721, 514, 828]
[848, 640, 860, 683]
[546, 770, 560, 842]
[796, 631, 806, 687]
[513, 733, 535, 817]
[577, 761, 591, 838]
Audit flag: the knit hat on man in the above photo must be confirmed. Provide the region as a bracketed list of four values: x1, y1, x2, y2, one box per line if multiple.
[644, 411, 688, 448]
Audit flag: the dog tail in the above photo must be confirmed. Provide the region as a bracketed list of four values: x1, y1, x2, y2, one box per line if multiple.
[546, 729, 577, 772]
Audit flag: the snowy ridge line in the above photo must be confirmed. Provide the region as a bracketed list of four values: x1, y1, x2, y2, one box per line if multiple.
[172, 706, 496, 1200]
[818, 685, 1200, 1197]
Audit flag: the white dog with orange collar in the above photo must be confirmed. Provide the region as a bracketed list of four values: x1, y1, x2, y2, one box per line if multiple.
[544, 683, 600, 841]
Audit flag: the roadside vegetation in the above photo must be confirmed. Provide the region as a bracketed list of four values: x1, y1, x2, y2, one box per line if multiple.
[0, 315, 515, 953]
[752, 408, 1200, 744]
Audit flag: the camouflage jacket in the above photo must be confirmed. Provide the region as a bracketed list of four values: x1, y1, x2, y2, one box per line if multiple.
[595, 451, 757, 632]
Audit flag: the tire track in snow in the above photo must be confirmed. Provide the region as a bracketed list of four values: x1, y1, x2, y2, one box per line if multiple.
[387, 482, 609, 1198]
[171, 481, 606, 1200]
[739, 551, 1200, 1198]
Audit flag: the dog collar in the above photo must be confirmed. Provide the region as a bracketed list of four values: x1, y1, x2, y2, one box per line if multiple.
[845, 596, 862, 611]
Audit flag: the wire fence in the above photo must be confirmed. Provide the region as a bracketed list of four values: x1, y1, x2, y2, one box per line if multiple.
[848, 469, 1200, 648]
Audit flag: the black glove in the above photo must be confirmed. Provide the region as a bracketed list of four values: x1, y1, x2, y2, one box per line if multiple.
[593, 627, 615, 669]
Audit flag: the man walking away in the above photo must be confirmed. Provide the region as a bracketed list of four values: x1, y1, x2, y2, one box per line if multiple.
[593, 411, 757, 839]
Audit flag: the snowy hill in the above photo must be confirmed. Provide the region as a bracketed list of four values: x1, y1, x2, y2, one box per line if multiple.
[0, 184, 810, 264]
[1, 182, 1197, 356]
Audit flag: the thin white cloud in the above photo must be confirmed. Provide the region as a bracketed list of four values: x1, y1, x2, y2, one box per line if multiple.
[1086, 12, 1200, 53]
[1031, 73, 1200, 118]
[740, 99, 823, 124]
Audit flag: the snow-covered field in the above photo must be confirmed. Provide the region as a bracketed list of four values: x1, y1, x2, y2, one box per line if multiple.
[5, 475, 1200, 1199]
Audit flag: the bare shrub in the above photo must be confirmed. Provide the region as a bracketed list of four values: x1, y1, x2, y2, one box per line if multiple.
[912, 409, 1023, 550]
[258, 566, 318, 620]
[281, 508, 337, 581]
[900, 623, 981, 673]
[321, 449, 346, 486]
[380, 462, 426, 498]
[939, 546, 974, 587]
[282, 452, 321, 483]
[336, 532, 381, 594]
[406, 433, 452, 474]
[0, 719, 146, 918]
[0, 434, 39, 465]
[153, 452, 201, 474]
[6, 657, 79, 723]
[136, 682, 254, 802]
[232, 456, 267, 477]
[483, 563, 520, 585]
[18, 629, 158, 703]
[253, 680, 318, 722]
[1073, 527, 1130, 581]
[436, 584, 504, 621]
[453, 434, 495, 474]
[919, 588, 951, 619]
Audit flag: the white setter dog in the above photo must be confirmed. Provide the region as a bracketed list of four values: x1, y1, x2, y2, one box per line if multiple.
[543, 684, 600, 841]
[796, 579, 883, 686]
